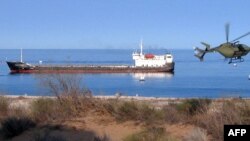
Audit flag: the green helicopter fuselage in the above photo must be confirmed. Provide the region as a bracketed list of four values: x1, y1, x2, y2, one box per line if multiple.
[215, 43, 250, 58]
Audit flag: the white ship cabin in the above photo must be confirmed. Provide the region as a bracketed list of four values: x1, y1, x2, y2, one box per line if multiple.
[132, 40, 173, 67]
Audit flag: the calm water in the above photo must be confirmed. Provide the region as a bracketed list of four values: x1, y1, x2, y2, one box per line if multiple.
[0, 49, 250, 98]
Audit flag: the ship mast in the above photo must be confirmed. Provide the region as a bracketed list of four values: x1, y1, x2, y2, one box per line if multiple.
[20, 48, 23, 62]
[140, 39, 143, 56]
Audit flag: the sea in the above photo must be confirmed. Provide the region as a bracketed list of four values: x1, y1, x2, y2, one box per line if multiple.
[0, 49, 250, 98]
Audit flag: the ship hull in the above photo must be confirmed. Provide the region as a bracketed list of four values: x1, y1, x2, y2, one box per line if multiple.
[6, 61, 174, 74]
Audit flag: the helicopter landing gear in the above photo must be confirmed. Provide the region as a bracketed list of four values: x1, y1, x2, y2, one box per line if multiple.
[228, 57, 244, 64]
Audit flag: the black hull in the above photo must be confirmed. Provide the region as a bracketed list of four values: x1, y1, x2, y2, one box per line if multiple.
[6, 61, 175, 74]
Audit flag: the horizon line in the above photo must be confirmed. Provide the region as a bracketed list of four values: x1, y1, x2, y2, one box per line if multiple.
[0, 48, 192, 50]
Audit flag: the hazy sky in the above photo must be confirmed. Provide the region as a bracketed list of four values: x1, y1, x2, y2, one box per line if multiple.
[0, 0, 250, 49]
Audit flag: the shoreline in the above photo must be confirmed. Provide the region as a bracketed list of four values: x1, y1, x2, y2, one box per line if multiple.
[2, 94, 249, 101]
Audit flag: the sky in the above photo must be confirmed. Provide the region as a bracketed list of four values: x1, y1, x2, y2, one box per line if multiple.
[0, 0, 250, 49]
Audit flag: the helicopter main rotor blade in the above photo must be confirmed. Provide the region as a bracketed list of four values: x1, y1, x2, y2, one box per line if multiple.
[231, 32, 250, 42]
[225, 23, 230, 43]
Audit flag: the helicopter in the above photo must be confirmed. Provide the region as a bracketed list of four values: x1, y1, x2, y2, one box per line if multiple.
[194, 23, 250, 64]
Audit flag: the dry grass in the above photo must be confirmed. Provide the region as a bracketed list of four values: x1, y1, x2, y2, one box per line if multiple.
[2, 96, 250, 141]
[31, 74, 98, 123]
[183, 127, 209, 141]
[104, 100, 165, 125]
[31, 96, 105, 123]
[0, 96, 9, 118]
[44, 74, 94, 108]
[162, 104, 183, 123]
[37, 74, 91, 98]
[123, 127, 178, 141]
[175, 99, 211, 116]
[192, 99, 250, 141]
[31, 98, 61, 122]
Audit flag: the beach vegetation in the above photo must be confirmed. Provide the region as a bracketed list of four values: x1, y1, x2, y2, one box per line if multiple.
[123, 127, 178, 141]
[104, 100, 164, 124]
[0, 116, 36, 139]
[2, 90, 250, 141]
[193, 99, 250, 141]
[38, 74, 91, 98]
[175, 99, 211, 116]
[32, 132, 67, 141]
[37, 74, 93, 116]
[183, 127, 208, 141]
[162, 104, 182, 123]
[0, 96, 9, 118]
[31, 98, 60, 122]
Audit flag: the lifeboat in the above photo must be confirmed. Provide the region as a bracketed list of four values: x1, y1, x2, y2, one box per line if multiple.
[145, 53, 155, 59]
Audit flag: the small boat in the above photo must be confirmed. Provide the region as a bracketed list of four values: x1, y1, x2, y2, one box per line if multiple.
[139, 76, 145, 81]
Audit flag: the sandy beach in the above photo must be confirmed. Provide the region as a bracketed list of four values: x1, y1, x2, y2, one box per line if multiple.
[1, 94, 249, 141]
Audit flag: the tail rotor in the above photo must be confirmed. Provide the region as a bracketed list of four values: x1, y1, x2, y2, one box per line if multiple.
[194, 42, 211, 61]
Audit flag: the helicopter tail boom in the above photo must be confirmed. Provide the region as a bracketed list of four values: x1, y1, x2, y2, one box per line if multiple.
[194, 47, 206, 61]
[194, 42, 210, 61]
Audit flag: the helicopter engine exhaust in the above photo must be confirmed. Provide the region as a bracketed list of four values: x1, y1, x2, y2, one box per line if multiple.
[194, 42, 210, 61]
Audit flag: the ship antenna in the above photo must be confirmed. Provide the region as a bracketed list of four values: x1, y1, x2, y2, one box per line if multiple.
[20, 48, 23, 62]
[140, 38, 143, 55]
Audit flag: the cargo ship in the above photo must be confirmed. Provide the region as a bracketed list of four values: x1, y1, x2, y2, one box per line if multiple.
[6, 41, 174, 74]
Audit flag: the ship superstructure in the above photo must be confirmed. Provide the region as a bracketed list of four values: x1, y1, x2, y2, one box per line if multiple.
[132, 40, 173, 67]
